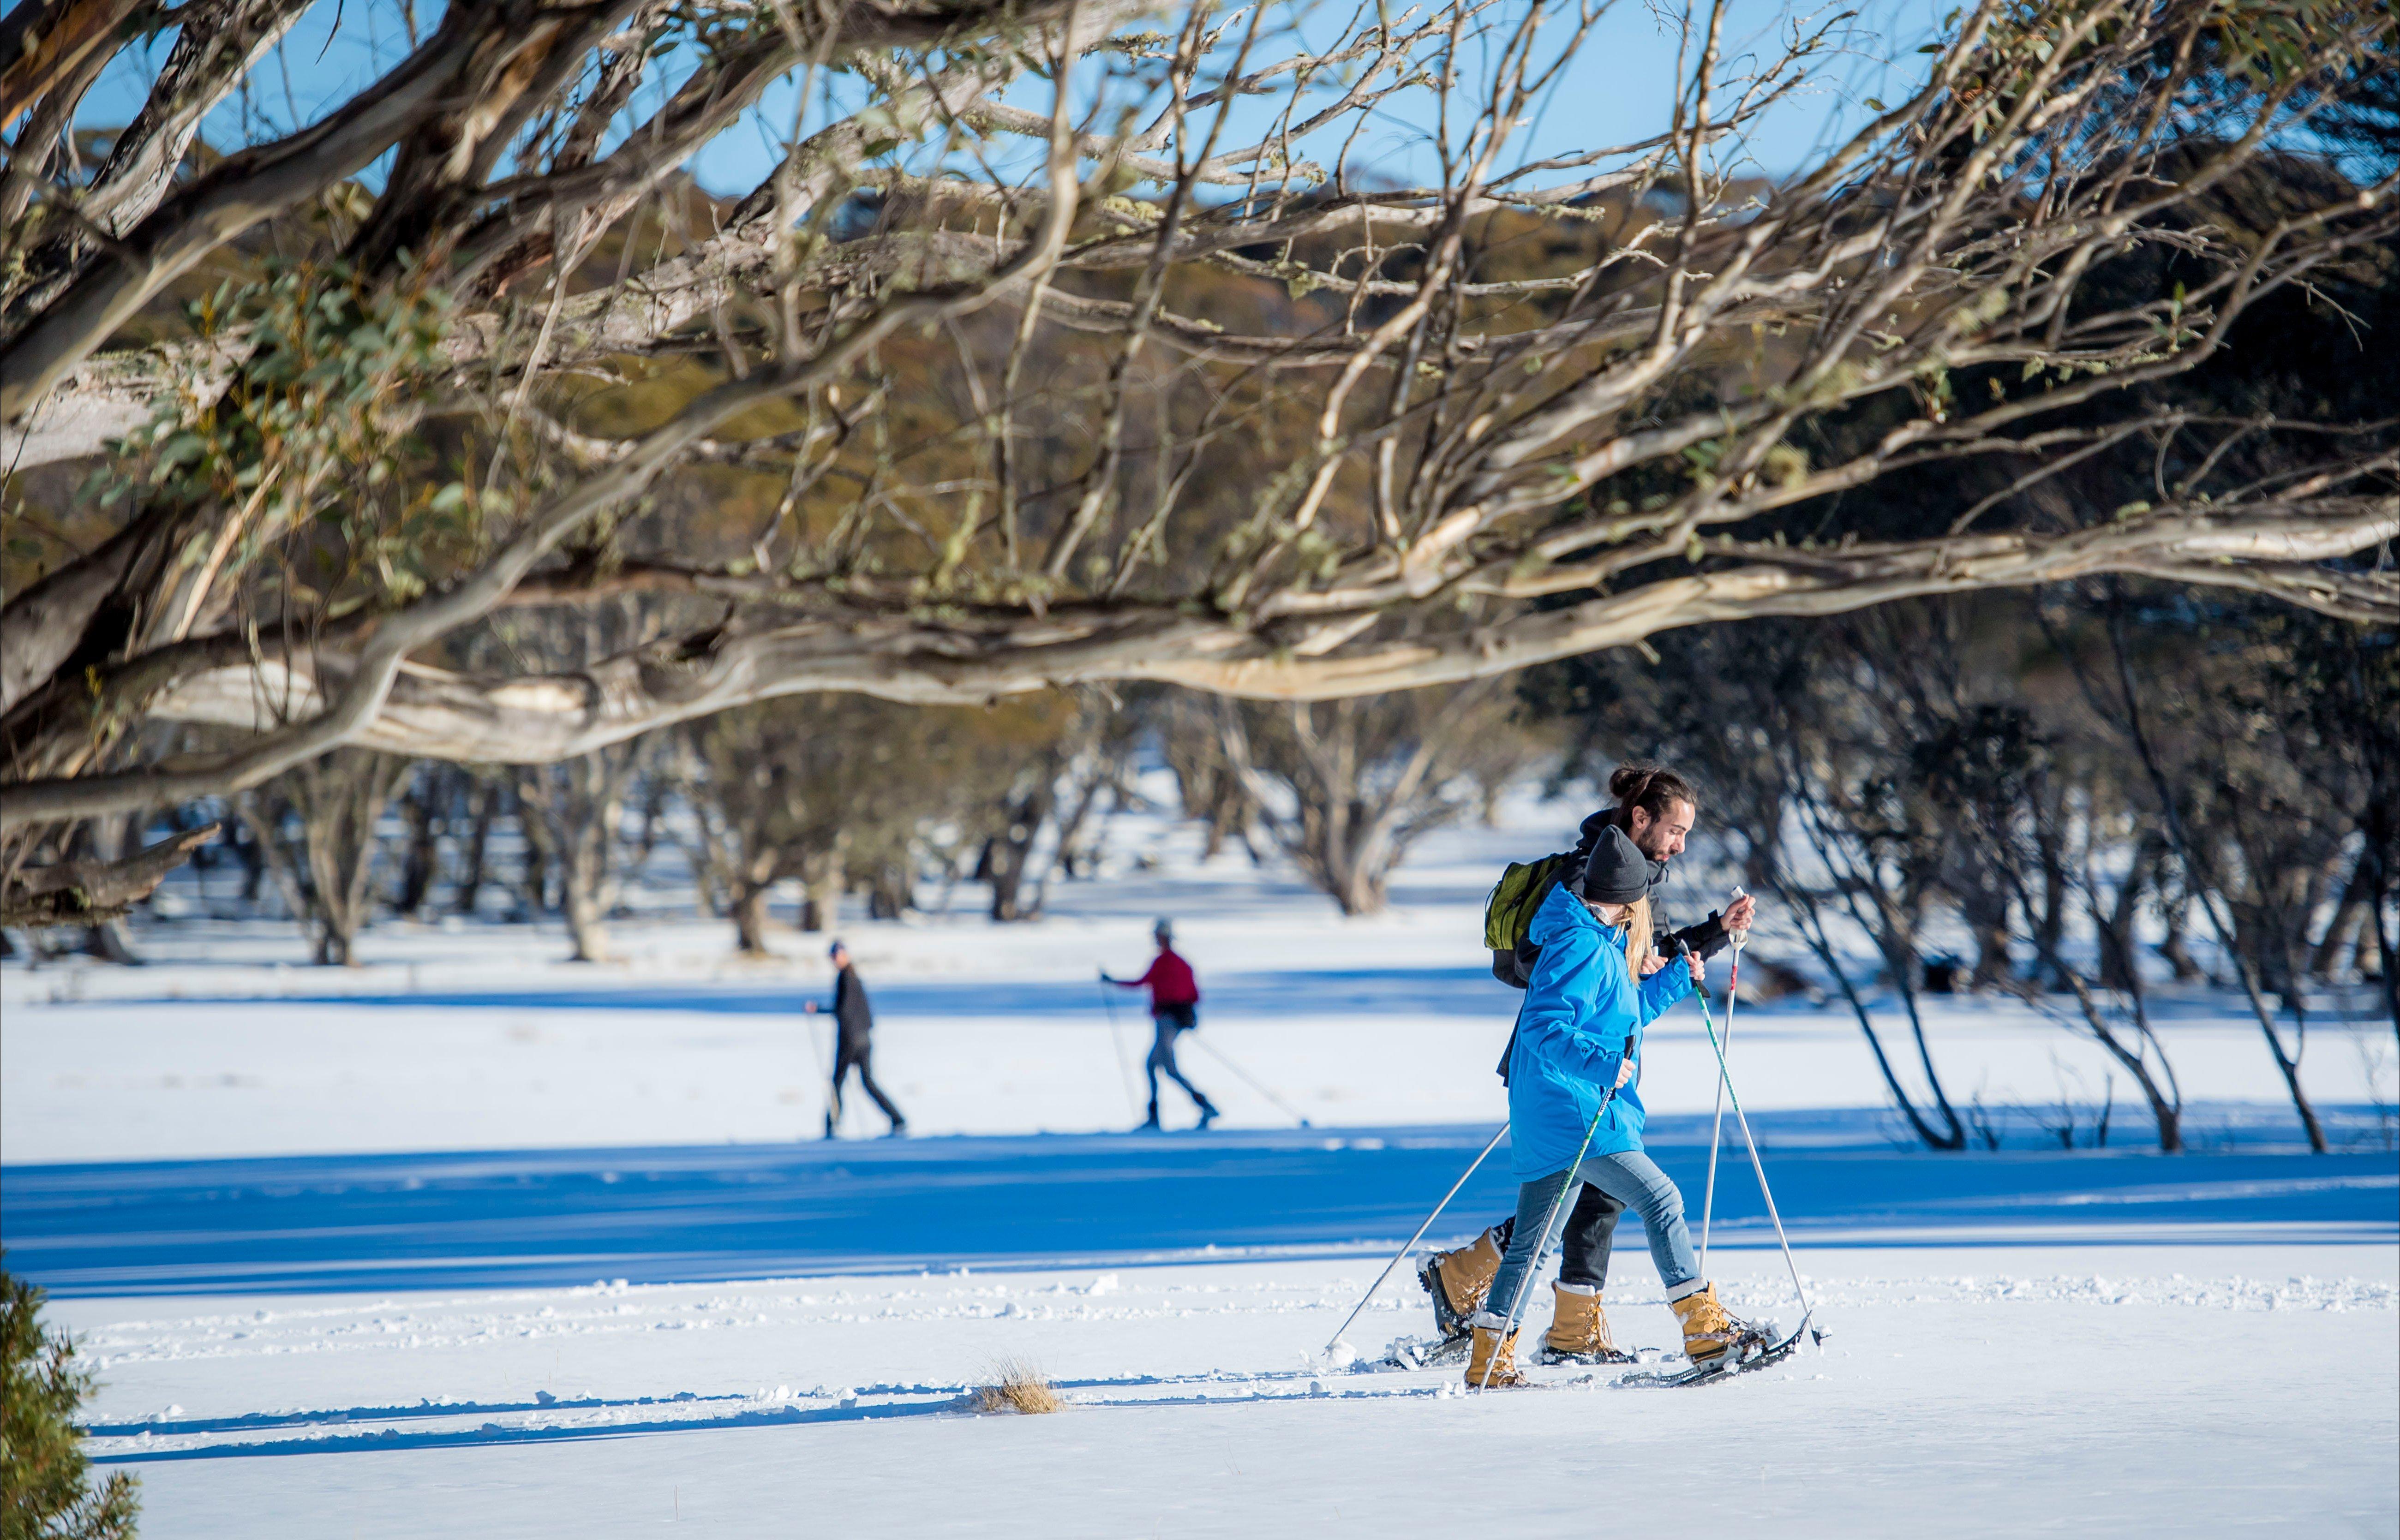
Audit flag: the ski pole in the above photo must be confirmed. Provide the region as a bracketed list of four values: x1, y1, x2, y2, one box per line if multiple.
[1481, 1075, 1622, 1390]
[1698, 887, 1748, 1277]
[1186, 1034, 1313, 1128]
[1095, 981, 1145, 1120]
[1321, 1121, 1508, 1357]
[803, 1002, 837, 1136]
[1678, 938, 1813, 1323]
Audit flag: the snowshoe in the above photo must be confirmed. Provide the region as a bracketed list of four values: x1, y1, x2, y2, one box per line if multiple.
[1378, 1333, 1470, 1370]
[1618, 1313, 1813, 1388]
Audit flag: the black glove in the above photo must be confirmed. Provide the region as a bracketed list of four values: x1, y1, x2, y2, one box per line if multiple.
[1669, 910, 1730, 961]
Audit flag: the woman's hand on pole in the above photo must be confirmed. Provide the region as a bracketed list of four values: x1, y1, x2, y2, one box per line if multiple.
[1615, 1057, 1635, 1089]
[1686, 950, 1706, 985]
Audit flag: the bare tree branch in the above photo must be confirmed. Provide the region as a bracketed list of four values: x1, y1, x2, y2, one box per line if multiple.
[0, 820, 216, 927]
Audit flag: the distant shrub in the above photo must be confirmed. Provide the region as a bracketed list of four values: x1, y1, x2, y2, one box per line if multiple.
[972, 1360, 1062, 1416]
[3, 1265, 139, 1540]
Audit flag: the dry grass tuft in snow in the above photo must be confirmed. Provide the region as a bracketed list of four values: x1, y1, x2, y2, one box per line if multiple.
[973, 1359, 1063, 1415]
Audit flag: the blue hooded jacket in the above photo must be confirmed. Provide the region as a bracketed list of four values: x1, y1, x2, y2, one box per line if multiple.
[1505, 881, 1694, 1179]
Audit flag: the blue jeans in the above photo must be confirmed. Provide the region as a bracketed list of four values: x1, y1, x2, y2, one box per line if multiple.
[1482, 1149, 1700, 1327]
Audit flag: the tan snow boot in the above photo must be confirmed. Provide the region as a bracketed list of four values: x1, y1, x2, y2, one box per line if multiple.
[1419, 1226, 1505, 1339]
[1669, 1282, 1756, 1365]
[1464, 1322, 1526, 1389]
[1542, 1282, 1629, 1364]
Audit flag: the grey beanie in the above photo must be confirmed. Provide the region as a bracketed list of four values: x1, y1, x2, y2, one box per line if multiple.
[1579, 825, 1650, 906]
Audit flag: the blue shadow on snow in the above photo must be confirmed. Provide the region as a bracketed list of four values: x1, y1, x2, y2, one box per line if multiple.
[4, 1112, 2393, 1296]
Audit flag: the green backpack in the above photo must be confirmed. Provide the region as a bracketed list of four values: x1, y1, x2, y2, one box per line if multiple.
[1484, 851, 1573, 989]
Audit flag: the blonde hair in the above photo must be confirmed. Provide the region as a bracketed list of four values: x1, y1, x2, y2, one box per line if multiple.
[1622, 895, 1654, 973]
[1586, 893, 1656, 969]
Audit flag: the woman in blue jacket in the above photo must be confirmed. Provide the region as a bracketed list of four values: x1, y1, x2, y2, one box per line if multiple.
[1467, 825, 1764, 1388]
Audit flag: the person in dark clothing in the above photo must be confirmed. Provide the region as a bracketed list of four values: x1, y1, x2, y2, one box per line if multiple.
[805, 941, 906, 1138]
[1422, 764, 1759, 1361]
[1103, 919, 1220, 1130]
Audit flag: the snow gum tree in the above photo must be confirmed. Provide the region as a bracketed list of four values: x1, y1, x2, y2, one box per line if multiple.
[1219, 679, 1549, 915]
[1, 0, 2394, 919]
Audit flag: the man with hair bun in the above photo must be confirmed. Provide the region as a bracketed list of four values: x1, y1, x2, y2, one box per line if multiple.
[1418, 762, 1758, 1364]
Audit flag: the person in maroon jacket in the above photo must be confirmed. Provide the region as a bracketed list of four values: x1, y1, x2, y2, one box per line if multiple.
[1102, 919, 1221, 1130]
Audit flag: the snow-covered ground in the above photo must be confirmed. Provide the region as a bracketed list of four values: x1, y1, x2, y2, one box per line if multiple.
[6, 790, 2397, 1534]
[43, 1245, 2400, 1535]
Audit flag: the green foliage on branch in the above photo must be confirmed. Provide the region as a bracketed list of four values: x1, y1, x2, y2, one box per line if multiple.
[96, 258, 487, 611]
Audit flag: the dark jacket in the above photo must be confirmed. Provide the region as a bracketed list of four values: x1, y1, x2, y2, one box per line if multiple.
[1568, 808, 1730, 960]
[829, 966, 873, 1046]
[1494, 810, 1729, 1081]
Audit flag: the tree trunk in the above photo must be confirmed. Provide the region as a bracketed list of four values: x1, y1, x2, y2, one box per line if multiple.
[985, 833, 1024, 921]
[561, 822, 611, 962]
[2244, 973, 2328, 1155]
[453, 781, 495, 915]
[236, 794, 309, 928]
[2367, 830, 2399, 1045]
[516, 783, 557, 917]
[634, 774, 670, 866]
[2097, 838, 2160, 993]
[800, 850, 845, 934]
[1315, 816, 1393, 917]
[2030, 963, 2183, 1153]
[232, 817, 266, 902]
[302, 752, 406, 967]
[865, 863, 911, 919]
[2156, 892, 2204, 982]
[80, 919, 141, 963]
[1334, 861, 1385, 917]
[732, 882, 773, 953]
[985, 782, 1053, 923]
[2311, 848, 2377, 979]
[1966, 912, 2012, 991]
[393, 769, 444, 918]
[2034, 810, 2070, 988]
[236, 749, 406, 966]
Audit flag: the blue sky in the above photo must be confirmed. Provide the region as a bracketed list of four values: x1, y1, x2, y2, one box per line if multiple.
[72, 1, 1945, 203]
